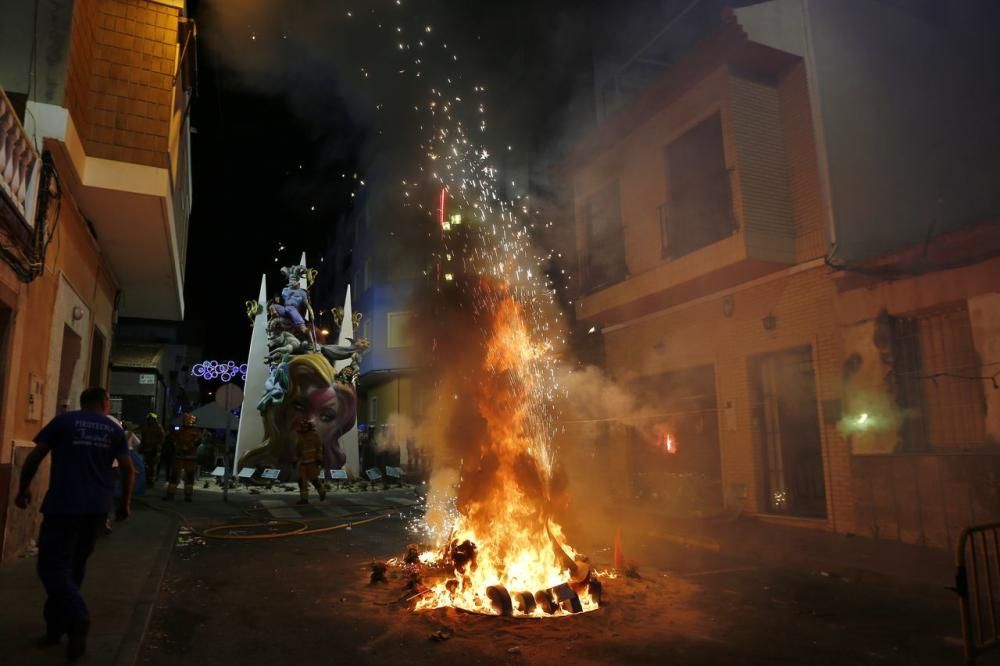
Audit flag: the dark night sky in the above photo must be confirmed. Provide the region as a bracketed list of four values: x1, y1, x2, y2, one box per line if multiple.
[183, 0, 598, 360]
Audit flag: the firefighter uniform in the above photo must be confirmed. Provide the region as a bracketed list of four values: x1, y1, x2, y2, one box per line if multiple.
[165, 416, 201, 502]
[140, 415, 165, 486]
[296, 429, 326, 504]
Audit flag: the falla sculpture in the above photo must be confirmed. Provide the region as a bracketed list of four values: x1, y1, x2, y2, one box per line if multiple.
[238, 262, 368, 475]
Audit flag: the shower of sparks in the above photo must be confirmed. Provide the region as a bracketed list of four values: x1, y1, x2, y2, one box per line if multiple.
[373, 5, 566, 504]
[279, 1, 574, 546]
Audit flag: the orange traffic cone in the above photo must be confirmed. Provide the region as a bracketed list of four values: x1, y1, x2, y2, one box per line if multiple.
[614, 528, 625, 570]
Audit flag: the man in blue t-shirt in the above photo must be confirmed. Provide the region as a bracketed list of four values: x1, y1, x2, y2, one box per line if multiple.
[15, 386, 135, 662]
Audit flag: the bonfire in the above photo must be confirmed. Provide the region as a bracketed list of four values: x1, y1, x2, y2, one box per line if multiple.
[406, 289, 602, 617]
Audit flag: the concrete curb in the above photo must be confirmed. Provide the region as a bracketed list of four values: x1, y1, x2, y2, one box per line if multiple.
[113, 510, 179, 666]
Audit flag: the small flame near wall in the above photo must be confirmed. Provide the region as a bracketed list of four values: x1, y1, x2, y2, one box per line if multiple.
[654, 427, 677, 455]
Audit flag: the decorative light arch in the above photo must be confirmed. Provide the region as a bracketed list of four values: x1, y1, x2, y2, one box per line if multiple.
[192, 360, 248, 383]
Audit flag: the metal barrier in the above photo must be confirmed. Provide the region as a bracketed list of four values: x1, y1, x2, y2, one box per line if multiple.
[955, 523, 1000, 664]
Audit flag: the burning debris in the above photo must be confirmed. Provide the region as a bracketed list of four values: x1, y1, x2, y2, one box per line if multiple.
[385, 536, 606, 618]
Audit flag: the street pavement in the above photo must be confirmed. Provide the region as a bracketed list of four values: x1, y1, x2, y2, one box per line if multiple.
[2, 480, 995, 665]
[140, 486, 983, 666]
[0, 502, 176, 666]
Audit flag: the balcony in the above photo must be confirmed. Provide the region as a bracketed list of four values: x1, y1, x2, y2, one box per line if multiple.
[0, 90, 40, 229]
[0, 87, 44, 281]
[23, 4, 195, 320]
[574, 52, 801, 327]
[580, 251, 628, 295]
[659, 199, 737, 260]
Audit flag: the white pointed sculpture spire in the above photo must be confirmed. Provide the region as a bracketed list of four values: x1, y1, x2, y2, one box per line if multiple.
[336, 284, 360, 477]
[235, 274, 268, 471]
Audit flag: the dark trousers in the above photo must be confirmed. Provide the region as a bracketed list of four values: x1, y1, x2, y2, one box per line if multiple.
[36, 513, 104, 637]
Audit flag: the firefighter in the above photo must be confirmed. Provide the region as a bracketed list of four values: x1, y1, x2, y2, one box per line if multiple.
[164, 414, 200, 502]
[139, 413, 165, 487]
[296, 423, 326, 504]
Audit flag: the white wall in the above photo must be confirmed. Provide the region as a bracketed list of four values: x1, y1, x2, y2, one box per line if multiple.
[742, 0, 1000, 262]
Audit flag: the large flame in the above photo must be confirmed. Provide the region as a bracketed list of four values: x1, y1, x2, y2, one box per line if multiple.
[416, 293, 597, 616]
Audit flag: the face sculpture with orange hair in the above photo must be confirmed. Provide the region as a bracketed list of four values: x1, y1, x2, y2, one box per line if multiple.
[239, 353, 357, 471]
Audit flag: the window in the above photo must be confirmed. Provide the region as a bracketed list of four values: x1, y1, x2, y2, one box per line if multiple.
[89, 327, 106, 388]
[361, 317, 372, 347]
[581, 181, 627, 292]
[387, 311, 414, 348]
[662, 112, 735, 259]
[891, 304, 986, 451]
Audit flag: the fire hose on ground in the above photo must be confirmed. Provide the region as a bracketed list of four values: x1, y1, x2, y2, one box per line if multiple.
[135, 496, 412, 541]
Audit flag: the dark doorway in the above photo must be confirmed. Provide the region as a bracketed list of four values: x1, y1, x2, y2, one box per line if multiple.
[56, 325, 83, 414]
[89, 327, 106, 389]
[749, 347, 827, 518]
[0, 303, 13, 553]
[0, 303, 13, 434]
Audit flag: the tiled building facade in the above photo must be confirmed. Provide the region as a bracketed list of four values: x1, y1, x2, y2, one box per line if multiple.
[0, 0, 193, 560]
[570, 6, 1000, 551]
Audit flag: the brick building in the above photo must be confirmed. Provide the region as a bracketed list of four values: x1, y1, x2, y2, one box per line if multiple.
[0, 0, 194, 559]
[568, 1, 1000, 550]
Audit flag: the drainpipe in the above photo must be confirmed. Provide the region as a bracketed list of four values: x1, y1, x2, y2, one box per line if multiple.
[800, 0, 838, 257]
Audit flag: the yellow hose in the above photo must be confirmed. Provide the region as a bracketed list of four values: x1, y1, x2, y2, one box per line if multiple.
[198, 514, 389, 540]
[136, 497, 395, 541]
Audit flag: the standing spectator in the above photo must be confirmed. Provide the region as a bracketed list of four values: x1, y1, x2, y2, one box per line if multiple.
[139, 413, 164, 488]
[14, 386, 134, 662]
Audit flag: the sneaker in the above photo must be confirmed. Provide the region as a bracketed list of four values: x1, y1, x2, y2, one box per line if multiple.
[295, 498, 309, 505]
[162, 495, 173, 501]
[67, 619, 89, 662]
[184, 496, 192, 503]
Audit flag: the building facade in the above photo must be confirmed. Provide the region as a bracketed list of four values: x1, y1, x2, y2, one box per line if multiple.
[0, 0, 194, 559]
[347, 192, 425, 475]
[570, 1, 1000, 550]
[109, 318, 203, 428]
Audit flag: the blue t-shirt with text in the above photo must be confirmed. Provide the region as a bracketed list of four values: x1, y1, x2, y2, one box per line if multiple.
[34, 410, 127, 514]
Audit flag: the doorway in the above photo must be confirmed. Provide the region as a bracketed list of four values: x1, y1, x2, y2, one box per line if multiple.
[88, 327, 106, 389]
[749, 346, 827, 519]
[0, 303, 13, 436]
[56, 325, 83, 414]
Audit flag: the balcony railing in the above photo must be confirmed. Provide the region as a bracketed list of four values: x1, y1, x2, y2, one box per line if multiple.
[0, 88, 40, 229]
[658, 201, 736, 260]
[580, 251, 628, 294]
